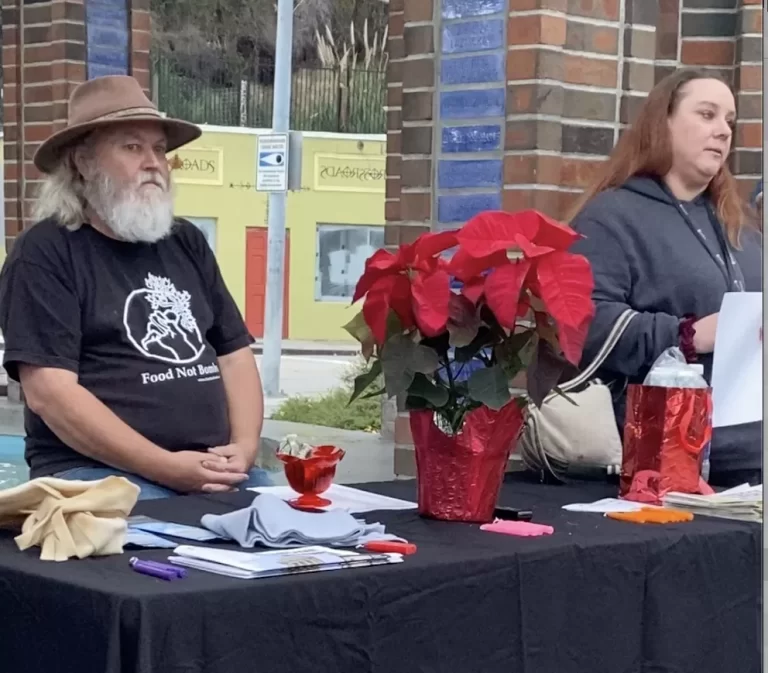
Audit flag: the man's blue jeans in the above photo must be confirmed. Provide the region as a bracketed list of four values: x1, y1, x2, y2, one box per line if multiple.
[54, 465, 274, 500]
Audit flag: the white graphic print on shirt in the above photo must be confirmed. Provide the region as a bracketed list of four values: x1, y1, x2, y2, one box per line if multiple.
[124, 273, 204, 363]
[123, 273, 220, 384]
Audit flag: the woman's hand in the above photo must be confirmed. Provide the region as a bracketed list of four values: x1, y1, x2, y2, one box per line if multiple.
[692, 313, 718, 354]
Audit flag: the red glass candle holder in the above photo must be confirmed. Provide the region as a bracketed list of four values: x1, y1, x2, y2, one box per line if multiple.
[277, 445, 345, 509]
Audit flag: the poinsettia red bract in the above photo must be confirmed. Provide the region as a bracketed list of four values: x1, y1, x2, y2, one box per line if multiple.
[352, 230, 458, 343]
[451, 210, 594, 365]
[351, 209, 594, 366]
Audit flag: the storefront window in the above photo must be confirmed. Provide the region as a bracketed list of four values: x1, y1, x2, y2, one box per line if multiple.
[315, 224, 385, 300]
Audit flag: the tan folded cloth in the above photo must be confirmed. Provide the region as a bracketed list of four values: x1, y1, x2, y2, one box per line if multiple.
[0, 476, 140, 561]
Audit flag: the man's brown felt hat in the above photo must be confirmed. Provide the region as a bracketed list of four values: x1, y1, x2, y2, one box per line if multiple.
[33, 75, 202, 174]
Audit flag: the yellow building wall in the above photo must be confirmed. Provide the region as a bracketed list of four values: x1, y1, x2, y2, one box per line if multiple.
[0, 130, 384, 341]
[170, 132, 265, 330]
[171, 126, 385, 342]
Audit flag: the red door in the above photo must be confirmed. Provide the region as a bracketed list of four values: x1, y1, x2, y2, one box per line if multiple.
[245, 227, 290, 338]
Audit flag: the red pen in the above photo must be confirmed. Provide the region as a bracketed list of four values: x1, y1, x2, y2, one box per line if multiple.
[363, 541, 417, 555]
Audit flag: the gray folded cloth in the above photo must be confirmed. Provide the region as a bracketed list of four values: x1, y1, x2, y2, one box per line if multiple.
[200, 494, 404, 549]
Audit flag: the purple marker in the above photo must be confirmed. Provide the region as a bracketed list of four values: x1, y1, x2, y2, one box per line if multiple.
[130, 557, 187, 578]
[129, 558, 177, 581]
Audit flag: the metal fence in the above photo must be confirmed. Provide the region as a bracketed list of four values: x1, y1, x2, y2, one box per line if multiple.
[153, 55, 386, 134]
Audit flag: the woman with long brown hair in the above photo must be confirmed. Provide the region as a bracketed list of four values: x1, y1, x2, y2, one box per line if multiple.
[570, 68, 762, 487]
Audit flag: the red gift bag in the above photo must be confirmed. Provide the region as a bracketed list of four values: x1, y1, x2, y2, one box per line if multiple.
[621, 384, 714, 504]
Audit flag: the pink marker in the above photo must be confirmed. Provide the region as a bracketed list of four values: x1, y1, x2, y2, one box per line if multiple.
[480, 520, 554, 537]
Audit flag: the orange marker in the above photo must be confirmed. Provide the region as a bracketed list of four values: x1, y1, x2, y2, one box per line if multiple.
[363, 541, 417, 555]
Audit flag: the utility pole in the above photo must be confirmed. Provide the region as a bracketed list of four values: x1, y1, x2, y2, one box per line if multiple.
[261, 0, 293, 397]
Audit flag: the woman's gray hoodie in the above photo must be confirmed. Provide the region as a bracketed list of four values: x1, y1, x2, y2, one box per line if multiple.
[570, 176, 762, 475]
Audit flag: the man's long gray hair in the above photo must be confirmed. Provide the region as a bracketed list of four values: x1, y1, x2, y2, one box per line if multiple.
[32, 146, 89, 230]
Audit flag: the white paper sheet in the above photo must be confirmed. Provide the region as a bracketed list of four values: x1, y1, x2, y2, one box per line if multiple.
[250, 483, 418, 514]
[711, 292, 763, 428]
[562, 498, 646, 514]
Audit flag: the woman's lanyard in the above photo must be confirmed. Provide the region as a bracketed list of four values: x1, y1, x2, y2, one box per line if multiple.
[665, 188, 746, 292]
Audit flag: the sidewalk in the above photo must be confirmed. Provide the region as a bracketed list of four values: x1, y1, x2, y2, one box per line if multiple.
[250, 340, 359, 356]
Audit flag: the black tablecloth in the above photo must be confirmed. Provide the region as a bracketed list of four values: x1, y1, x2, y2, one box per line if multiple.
[0, 474, 760, 673]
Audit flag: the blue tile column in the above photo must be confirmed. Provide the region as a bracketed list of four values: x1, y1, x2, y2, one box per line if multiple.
[85, 0, 131, 79]
[435, 0, 508, 231]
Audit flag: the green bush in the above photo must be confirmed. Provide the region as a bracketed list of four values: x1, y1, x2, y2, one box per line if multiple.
[270, 358, 384, 432]
[271, 388, 381, 432]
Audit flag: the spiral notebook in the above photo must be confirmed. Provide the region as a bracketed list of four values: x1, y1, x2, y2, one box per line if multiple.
[168, 544, 404, 579]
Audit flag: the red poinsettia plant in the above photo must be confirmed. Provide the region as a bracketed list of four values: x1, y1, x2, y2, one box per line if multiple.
[343, 209, 595, 434]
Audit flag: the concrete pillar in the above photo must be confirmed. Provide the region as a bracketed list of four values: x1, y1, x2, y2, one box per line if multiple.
[2, 0, 152, 251]
[385, 0, 763, 476]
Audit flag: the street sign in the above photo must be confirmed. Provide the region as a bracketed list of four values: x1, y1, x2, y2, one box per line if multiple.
[256, 133, 289, 192]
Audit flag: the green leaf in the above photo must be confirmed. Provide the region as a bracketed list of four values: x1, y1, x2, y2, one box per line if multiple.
[381, 345, 415, 397]
[360, 386, 386, 400]
[454, 326, 493, 362]
[343, 311, 371, 342]
[342, 312, 375, 360]
[467, 365, 511, 410]
[411, 343, 440, 374]
[495, 330, 535, 378]
[348, 359, 382, 404]
[420, 331, 451, 358]
[385, 310, 404, 341]
[405, 394, 432, 410]
[526, 339, 568, 408]
[409, 373, 450, 407]
[448, 323, 480, 348]
[380, 334, 440, 397]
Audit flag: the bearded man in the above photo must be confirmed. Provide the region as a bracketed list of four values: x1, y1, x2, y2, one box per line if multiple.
[0, 75, 272, 499]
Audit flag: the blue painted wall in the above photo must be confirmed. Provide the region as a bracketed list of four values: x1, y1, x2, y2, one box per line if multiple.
[436, 0, 507, 230]
[85, 0, 130, 79]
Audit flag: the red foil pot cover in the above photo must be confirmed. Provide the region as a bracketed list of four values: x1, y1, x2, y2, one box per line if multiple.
[621, 384, 714, 504]
[410, 402, 525, 523]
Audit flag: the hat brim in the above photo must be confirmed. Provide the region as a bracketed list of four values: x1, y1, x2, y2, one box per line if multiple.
[33, 115, 203, 174]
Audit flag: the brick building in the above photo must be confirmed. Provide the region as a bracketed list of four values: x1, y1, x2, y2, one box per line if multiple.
[2, 0, 151, 252]
[385, 0, 763, 473]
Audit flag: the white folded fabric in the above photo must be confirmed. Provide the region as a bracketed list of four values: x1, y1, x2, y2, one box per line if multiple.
[200, 494, 404, 548]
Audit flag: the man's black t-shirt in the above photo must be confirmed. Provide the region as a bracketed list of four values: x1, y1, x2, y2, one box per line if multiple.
[0, 218, 253, 478]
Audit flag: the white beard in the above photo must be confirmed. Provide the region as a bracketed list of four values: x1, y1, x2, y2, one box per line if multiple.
[83, 171, 175, 244]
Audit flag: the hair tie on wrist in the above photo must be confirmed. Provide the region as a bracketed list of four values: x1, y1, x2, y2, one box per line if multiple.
[679, 315, 698, 363]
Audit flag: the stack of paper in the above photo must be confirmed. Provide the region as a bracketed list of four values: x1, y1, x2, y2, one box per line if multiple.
[168, 544, 403, 579]
[662, 484, 763, 523]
